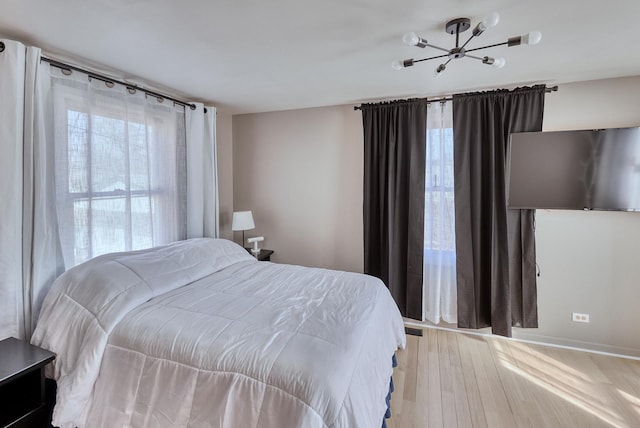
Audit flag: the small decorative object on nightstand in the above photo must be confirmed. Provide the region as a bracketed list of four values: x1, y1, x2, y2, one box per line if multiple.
[0, 337, 55, 428]
[247, 236, 264, 257]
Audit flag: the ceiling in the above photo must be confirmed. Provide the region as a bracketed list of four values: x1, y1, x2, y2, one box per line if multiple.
[2, 0, 640, 114]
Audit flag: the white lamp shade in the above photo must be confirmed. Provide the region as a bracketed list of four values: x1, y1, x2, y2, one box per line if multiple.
[232, 211, 255, 231]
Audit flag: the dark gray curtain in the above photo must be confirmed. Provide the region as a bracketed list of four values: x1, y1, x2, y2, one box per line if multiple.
[362, 99, 427, 320]
[453, 85, 546, 337]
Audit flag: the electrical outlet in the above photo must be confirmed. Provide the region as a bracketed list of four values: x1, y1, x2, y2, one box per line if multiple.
[572, 312, 590, 323]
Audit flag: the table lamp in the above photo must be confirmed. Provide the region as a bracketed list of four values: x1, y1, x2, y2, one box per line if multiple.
[232, 211, 255, 247]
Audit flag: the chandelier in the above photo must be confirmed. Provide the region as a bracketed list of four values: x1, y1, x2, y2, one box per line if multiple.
[392, 12, 541, 77]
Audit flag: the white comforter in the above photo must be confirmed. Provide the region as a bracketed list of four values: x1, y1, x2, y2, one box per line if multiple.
[31, 238, 406, 428]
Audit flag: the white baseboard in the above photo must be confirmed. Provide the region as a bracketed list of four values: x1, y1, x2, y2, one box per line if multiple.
[510, 331, 640, 360]
[403, 319, 640, 361]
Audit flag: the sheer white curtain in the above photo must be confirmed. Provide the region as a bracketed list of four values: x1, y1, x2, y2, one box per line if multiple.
[0, 39, 64, 340]
[0, 39, 218, 340]
[423, 101, 457, 324]
[186, 104, 219, 239]
[49, 66, 188, 267]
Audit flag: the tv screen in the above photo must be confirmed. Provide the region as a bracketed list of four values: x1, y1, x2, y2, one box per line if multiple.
[506, 127, 640, 211]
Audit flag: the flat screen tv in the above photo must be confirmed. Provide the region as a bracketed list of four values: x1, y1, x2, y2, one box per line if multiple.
[506, 127, 640, 211]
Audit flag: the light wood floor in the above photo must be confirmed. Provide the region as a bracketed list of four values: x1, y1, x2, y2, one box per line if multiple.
[386, 328, 640, 428]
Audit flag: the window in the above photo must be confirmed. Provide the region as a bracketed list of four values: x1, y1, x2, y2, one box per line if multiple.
[51, 70, 186, 267]
[423, 101, 457, 324]
[424, 103, 455, 255]
[425, 125, 455, 253]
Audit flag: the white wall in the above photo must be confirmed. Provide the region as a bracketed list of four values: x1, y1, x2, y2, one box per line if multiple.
[232, 105, 363, 271]
[232, 75, 640, 356]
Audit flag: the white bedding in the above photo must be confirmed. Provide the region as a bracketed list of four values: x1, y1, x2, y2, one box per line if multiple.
[31, 238, 406, 428]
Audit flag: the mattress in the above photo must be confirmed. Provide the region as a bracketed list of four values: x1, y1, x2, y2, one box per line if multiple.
[31, 238, 406, 428]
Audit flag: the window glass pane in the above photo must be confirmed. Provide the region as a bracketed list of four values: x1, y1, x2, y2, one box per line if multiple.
[91, 115, 126, 193]
[131, 196, 153, 250]
[443, 165, 454, 188]
[427, 129, 441, 161]
[67, 111, 89, 193]
[443, 192, 456, 250]
[73, 200, 90, 264]
[90, 198, 126, 257]
[129, 122, 150, 192]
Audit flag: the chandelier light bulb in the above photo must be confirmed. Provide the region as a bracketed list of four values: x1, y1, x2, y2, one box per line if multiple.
[474, 12, 500, 35]
[391, 60, 403, 70]
[522, 31, 542, 45]
[402, 32, 420, 46]
[482, 56, 499, 67]
[492, 57, 506, 68]
[434, 64, 446, 77]
[474, 11, 499, 35]
[481, 12, 500, 30]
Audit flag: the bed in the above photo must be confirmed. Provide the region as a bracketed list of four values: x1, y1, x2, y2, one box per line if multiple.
[31, 238, 406, 428]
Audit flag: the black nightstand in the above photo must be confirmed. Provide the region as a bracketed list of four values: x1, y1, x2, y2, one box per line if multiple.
[245, 248, 274, 261]
[0, 337, 55, 428]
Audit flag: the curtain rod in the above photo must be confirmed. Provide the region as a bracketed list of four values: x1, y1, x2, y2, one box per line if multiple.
[353, 85, 559, 111]
[40, 56, 198, 111]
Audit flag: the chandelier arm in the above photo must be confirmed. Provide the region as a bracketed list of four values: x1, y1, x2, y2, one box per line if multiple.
[459, 33, 477, 50]
[464, 54, 484, 61]
[413, 53, 452, 64]
[464, 54, 488, 61]
[465, 41, 509, 54]
[424, 43, 450, 53]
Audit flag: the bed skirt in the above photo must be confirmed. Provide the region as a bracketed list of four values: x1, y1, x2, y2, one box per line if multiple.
[46, 355, 399, 428]
[381, 354, 398, 428]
